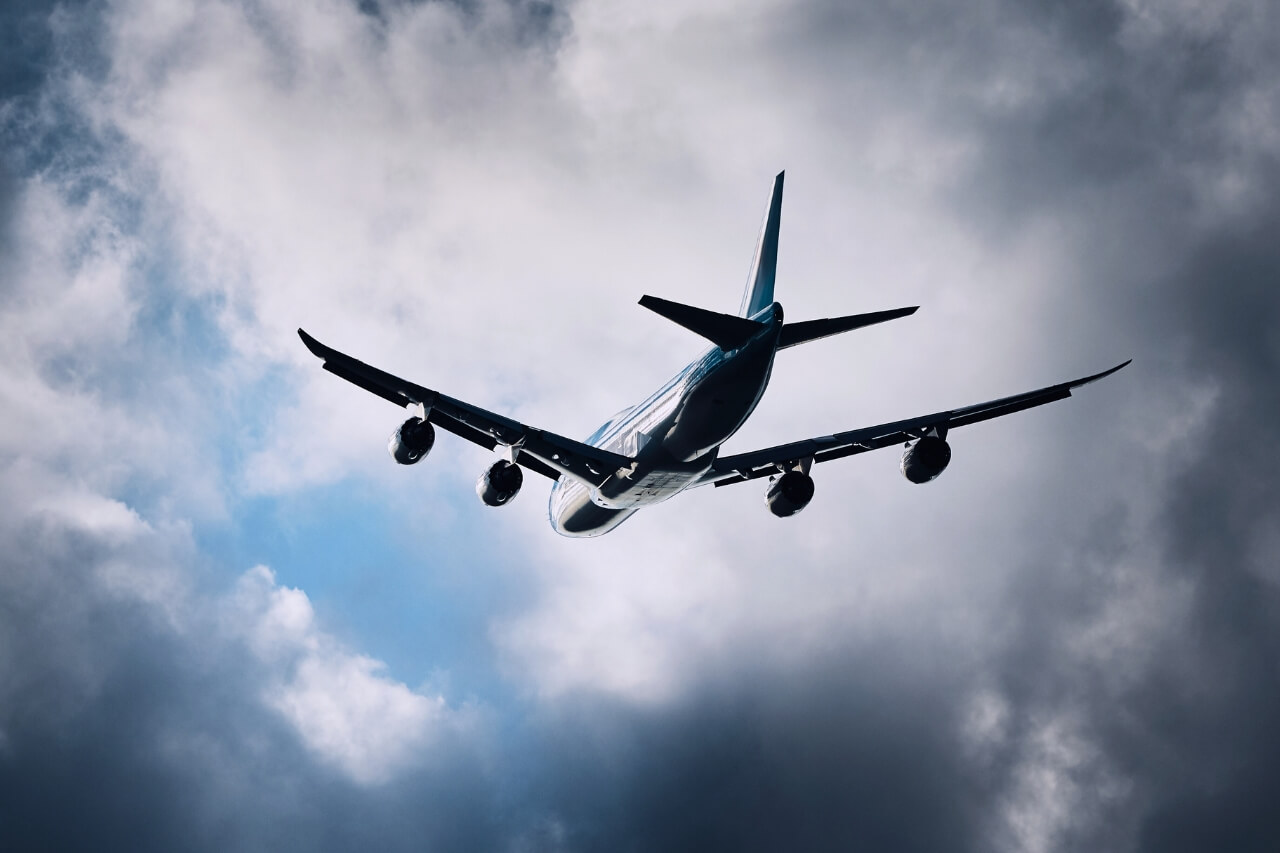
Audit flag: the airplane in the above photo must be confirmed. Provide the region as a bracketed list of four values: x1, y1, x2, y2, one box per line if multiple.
[299, 172, 1128, 537]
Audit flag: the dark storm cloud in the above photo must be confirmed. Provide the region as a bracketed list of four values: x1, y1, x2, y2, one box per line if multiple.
[1108, 196, 1280, 853]
[965, 7, 1280, 850]
[0, 0, 110, 249]
[0, 509, 507, 853]
[5, 502, 996, 853]
[0, 0, 60, 246]
[974, 204, 1280, 852]
[518, 652, 989, 853]
[0, 0, 68, 100]
[3, 1, 1279, 852]
[965, 5, 1273, 231]
[598, 2, 1280, 851]
[767, 1, 1280, 850]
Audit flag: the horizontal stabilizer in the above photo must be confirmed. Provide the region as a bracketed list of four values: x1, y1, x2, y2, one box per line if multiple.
[640, 295, 766, 351]
[777, 306, 918, 349]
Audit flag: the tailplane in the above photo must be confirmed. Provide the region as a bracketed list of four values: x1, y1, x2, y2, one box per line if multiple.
[739, 171, 785, 318]
[648, 172, 915, 353]
[639, 295, 765, 352]
[778, 306, 918, 349]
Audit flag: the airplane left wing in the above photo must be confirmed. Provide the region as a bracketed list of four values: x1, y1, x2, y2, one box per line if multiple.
[702, 360, 1131, 487]
[297, 329, 630, 486]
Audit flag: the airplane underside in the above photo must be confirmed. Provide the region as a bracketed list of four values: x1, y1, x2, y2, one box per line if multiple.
[549, 449, 711, 536]
[548, 480, 637, 537]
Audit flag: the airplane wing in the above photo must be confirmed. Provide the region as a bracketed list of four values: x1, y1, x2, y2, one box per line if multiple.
[298, 329, 631, 486]
[702, 360, 1131, 487]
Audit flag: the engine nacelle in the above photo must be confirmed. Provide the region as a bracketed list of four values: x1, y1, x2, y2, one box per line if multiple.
[388, 417, 435, 465]
[476, 460, 524, 507]
[901, 435, 951, 483]
[766, 470, 815, 518]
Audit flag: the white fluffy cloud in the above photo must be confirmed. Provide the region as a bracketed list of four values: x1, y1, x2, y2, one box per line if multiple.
[229, 566, 447, 784]
[0, 110, 456, 788]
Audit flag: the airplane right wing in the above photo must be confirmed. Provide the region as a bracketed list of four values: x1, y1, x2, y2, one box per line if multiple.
[298, 329, 631, 487]
[701, 360, 1131, 486]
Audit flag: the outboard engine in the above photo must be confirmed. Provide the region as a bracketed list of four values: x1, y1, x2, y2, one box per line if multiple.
[476, 460, 524, 507]
[901, 435, 951, 483]
[388, 417, 435, 465]
[766, 470, 815, 518]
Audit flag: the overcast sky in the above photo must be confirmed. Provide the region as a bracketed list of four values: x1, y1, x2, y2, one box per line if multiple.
[2, 0, 1278, 850]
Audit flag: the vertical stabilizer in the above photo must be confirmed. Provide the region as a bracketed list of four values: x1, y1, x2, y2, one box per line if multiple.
[738, 171, 785, 318]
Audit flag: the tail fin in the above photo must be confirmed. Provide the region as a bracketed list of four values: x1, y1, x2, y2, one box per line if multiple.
[640, 295, 765, 351]
[739, 171, 785, 318]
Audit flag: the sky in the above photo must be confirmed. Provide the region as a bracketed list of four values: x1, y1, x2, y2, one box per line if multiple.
[1, 0, 1278, 850]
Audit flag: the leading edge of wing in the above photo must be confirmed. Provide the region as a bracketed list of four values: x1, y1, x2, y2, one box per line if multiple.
[300, 327, 435, 408]
[298, 329, 631, 485]
[705, 359, 1131, 486]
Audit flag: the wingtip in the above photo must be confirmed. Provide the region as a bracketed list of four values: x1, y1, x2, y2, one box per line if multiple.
[1103, 358, 1133, 376]
[297, 327, 325, 358]
[1076, 358, 1132, 388]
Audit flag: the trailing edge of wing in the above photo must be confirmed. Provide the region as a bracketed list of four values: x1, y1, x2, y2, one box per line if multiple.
[704, 359, 1131, 486]
[777, 306, 919, 349]
[297, 328, 631, 486]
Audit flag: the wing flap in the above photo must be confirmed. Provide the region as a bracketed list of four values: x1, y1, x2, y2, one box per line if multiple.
[516, 450, 563, 481]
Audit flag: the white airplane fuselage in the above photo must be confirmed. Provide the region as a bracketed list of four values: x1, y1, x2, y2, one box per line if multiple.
[548, 303, 784, 536]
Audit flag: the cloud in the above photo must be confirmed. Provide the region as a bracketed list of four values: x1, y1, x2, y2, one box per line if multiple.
[229, 565, 447, 784]
[0, 473, 479, 847]
[1, 469, 456, 787]
[2, 0, 1279, 850]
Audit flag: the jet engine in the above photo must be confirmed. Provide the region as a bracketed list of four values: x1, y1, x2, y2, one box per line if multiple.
[901, 435, 951, 483]
[388, 417, 435, 465]
[476, 460, 524, 507]
[766, 470, 815, 517]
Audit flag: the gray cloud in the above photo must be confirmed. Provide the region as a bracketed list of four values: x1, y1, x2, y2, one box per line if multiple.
[0, 491, 506, 852]
[1, 0, 1278, 851]
[885, 2, 1280, 848]
[516, 655, 987, 853]
[1114, 202, 1280, 852]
